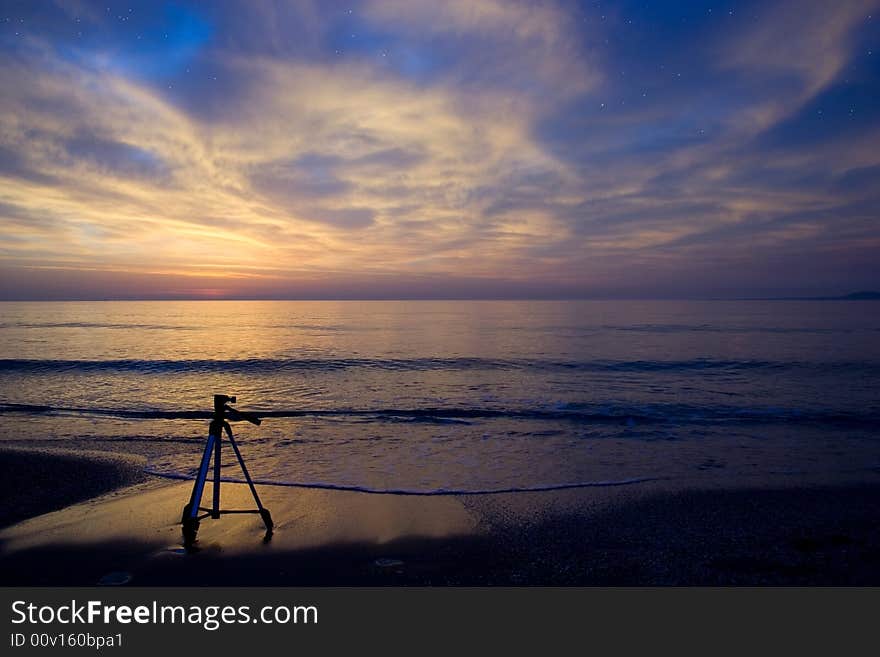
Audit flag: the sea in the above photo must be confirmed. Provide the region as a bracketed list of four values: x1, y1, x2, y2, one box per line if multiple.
[0, 300, 878, 494]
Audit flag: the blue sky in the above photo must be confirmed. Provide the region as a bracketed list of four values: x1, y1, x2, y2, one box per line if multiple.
[0, 0, 878, 299]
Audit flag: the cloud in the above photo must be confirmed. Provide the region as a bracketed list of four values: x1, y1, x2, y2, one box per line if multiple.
[63, 132, 170, 179]
[0, 0, 878, 298]
[718, 0, 877, 134]
[362, 0, 600, 99]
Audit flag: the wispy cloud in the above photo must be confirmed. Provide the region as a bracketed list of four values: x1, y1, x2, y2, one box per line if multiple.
[0, 0, 878, 299]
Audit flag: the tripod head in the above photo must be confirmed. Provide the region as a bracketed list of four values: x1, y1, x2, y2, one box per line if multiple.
[213, 394, 261, 426]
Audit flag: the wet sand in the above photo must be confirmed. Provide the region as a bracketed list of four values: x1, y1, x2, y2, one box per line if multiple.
[1, 447, 879, 585]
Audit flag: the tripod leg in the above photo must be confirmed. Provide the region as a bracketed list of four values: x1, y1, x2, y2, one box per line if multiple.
[223, 422, 274, 533]
[212, 426, 222, 519]
[182, 433, 216, 546]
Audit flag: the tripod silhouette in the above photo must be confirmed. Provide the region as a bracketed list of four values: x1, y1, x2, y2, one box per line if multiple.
[181, 395, 273, 547]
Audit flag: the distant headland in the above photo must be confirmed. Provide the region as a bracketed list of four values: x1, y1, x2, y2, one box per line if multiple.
[807, 291, 880, 300]
[770, 291, 880, 301]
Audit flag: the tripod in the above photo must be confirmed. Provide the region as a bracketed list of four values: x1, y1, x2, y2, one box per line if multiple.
[181, 395, 273, 547]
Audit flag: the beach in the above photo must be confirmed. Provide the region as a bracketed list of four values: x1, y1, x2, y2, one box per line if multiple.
[2, 299, 879, 585]
[2, 445, 879, 586]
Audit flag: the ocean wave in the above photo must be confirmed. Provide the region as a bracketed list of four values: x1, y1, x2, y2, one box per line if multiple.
[5, 321, 876, 335]
[600, 324, 866, 334]
[2, 401, 877, 427]
[0, 356, 876, 374]
[0, 322, 194, 330]
[142, 468, 663, 495]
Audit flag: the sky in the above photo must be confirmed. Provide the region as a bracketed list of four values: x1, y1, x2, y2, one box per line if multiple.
[0, 0, 878, 300]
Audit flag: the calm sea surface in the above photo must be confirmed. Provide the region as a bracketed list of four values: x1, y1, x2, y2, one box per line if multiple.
[0, 300, 878, 493]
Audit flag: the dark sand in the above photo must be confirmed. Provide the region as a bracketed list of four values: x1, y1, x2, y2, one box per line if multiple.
[1, 447, 879, 585]
[0, 447, 148, 529]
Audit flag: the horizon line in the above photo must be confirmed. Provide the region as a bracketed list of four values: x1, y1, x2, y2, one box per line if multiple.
[1, 294, 877, 303]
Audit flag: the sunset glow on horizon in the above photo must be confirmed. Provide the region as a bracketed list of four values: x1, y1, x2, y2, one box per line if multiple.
[1, 0, 879, 300]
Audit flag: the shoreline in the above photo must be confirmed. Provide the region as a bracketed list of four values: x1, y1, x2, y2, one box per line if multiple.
[1, 446, 879, 585]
